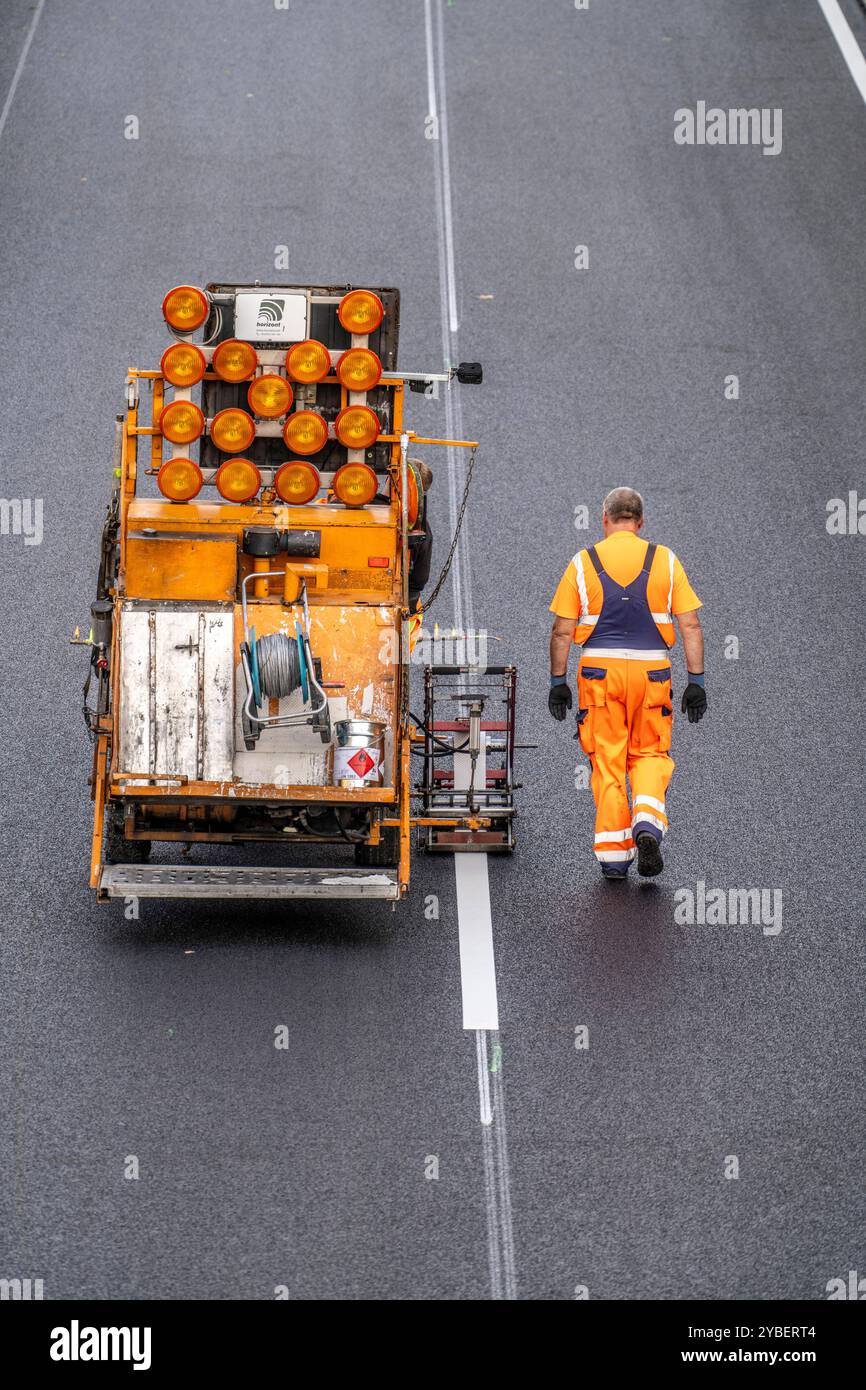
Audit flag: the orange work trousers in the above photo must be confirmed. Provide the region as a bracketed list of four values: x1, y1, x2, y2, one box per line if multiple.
[576, 656, 675, 867]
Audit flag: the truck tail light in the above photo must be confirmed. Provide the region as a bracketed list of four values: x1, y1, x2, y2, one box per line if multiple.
[282, 410, 328, 456]
[215, 458, 261, 502]
[210, 408, 256, 453]
[334, 404, 380, 449]
[247, 374, 293, 419]
[274, 461, 320, 505]
[286, 339, 331, 383]
[162, 285, 209, 334]
[332, 462, 378, 507]
[159, 400, 205, 445]
[157, 458, 203, 500]
[212, 339, 258, 383]
[368, 556, 390, 568]
[160, 342, 206, 387]
[336, 348, 382, 392]
[337, 289, 384, 334]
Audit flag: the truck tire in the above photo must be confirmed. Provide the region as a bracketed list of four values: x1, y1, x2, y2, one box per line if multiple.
[105, 808, 151, 864]
[354, 826, 400, 868]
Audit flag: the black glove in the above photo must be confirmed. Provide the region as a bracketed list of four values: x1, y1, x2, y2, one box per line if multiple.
[548, 681, 572, 722]
[681, 681, 707, 723]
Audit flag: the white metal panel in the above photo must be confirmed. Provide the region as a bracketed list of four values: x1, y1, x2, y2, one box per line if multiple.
[200, 610, 234, 780]
[153, 610, 199, 776]
[234, 292, 307, 343]
[117, 606, 234, 781]
[118, 609, 152, 774]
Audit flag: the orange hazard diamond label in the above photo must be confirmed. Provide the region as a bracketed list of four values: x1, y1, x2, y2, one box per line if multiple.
[347, 748, 376, 778]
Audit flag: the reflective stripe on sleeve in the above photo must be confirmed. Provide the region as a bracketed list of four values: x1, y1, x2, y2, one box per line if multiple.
[572, 550, 590, 619]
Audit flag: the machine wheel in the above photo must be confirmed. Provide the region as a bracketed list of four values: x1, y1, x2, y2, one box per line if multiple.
[105, 807, 151, 864]
[354, 826, 400, 868]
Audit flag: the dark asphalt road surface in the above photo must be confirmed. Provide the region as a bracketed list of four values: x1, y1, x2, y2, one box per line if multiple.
[1, 0, 864, 1300]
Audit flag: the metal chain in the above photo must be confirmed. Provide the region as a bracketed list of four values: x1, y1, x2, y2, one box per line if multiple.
[422, 445, 477, 614]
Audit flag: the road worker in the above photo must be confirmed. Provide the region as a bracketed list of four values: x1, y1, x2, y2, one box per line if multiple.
[407, 458, 433, 610]
[548, 487, 706, 879]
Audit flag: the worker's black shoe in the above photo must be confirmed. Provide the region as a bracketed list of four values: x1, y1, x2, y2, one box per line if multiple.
[636, 833, 664, 877]
[601, 863, 629, 881]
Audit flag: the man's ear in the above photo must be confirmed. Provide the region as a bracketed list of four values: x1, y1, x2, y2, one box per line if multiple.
[637, 516, 645, 531]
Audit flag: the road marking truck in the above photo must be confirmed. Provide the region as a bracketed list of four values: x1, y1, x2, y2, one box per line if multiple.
[81, 282, 517, 903]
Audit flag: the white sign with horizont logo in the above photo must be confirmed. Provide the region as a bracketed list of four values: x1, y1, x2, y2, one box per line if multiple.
[234, 292, 307, 342]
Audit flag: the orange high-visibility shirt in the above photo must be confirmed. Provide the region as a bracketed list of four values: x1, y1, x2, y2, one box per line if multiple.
[549, 531, 701, 649]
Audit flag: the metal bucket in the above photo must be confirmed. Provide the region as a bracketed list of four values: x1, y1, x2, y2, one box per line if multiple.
[333, 719, 386, 788]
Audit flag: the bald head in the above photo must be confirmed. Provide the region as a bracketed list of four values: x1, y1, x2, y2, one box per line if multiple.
[410, 458, 433, 493]
[603, 487, 644, 525]
[602, 487, 644, 537]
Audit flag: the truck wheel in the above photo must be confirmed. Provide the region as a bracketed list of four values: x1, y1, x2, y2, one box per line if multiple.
[105, 808, 151, 864]
[354, 826, 400, 868]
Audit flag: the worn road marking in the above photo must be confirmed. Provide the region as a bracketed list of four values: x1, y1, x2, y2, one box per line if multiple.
[817, 0, 866, 103]
[0, 0, 47, 148]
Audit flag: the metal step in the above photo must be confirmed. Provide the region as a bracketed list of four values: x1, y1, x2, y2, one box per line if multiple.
[99, 864, 400, 901]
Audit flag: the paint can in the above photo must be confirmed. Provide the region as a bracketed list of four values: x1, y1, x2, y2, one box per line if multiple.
[333, 719, 386, 788]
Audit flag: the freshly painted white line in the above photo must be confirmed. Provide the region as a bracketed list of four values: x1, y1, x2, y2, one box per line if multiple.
[0, 0, 47, 148]
[456, 854, 499, 1031]
[817, 0, 866, 103]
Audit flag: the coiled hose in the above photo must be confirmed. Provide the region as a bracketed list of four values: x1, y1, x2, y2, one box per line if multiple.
[255, 632, 302, 699]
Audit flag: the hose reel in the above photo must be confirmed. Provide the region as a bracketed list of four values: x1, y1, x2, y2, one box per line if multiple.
[240, 572, 331, 751]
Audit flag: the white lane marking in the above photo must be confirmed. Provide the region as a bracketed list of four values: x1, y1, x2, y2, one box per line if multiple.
[423, 0, 438, 123]
[817, 0, 866, 103]
[474, 1028, 494, 1126]
[434, 0, 460, 334]
[424, 0, 459, 334]
[0, 0, 47, 148]
[476, 1034, 502, 1299]
[490, 1057, 518, 1300]
[425, 0, 516, 1300]
[456, 854, 499, 1031]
